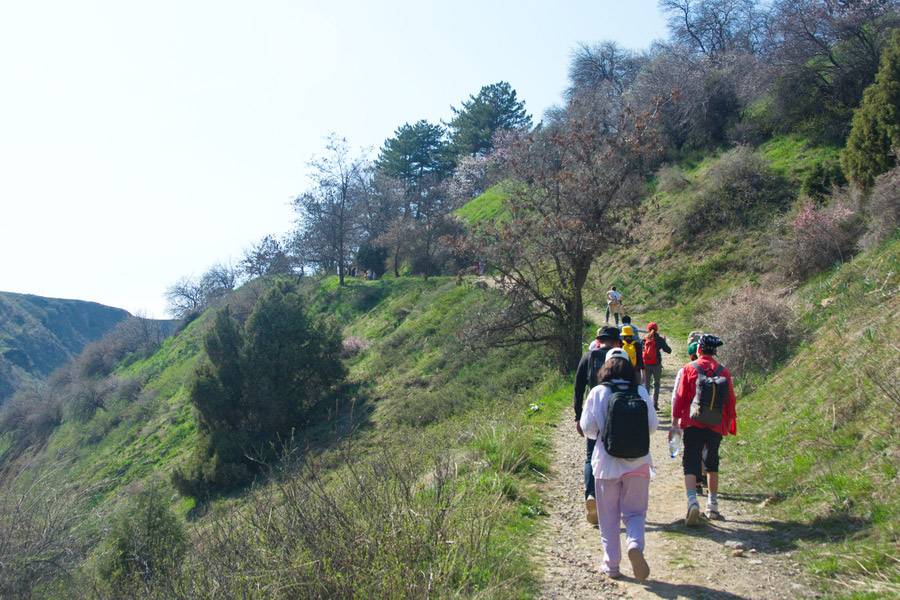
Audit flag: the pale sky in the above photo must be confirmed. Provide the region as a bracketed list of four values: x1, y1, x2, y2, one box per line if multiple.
[1, 1, 667, 318]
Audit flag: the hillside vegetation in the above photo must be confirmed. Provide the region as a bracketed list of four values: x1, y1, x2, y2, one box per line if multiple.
[0, 293, 131, 403]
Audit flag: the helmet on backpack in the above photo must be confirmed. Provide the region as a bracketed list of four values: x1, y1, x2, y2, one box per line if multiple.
[698, 334, 723, 353]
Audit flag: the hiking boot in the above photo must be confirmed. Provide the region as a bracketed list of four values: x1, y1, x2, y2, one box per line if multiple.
[628, 546, 650, 582]
[706, 500, 721, 519]
[654, 402, 659, 412]
[586, 495, 598, 525]
[685, 499, 700, 526]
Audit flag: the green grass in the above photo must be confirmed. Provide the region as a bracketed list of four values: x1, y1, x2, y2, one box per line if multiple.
[760, 134, 842, 182]
[455, 183, 513, 223]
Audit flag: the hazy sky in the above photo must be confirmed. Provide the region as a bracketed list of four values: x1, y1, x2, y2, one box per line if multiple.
[1, 1, 667, 318]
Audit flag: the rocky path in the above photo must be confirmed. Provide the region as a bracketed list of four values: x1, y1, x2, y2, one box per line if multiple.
[535, 325, 817, 600]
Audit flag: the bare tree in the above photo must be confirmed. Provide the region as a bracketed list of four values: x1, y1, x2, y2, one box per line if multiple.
[566, 41, 647, 102]
[164, 275, 208, 319]
[660, 0, 767, 59]
[455, 97, 660, 372]
[239, 235, 294, 280]
[292, 135, 368, 285]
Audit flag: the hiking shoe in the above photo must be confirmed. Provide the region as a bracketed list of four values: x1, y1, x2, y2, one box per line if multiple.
[706, 500, 720, 519]
[628, 546, 650, 582]
[685, 499, 700, 526]
[586, 495, 598, 525]
[605, 570, 623, 579]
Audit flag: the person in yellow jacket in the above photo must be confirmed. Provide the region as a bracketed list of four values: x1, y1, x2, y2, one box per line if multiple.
[621, 326, 645, 385]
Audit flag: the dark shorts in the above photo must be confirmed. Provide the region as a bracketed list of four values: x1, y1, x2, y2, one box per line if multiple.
[682, 426, 723, 478]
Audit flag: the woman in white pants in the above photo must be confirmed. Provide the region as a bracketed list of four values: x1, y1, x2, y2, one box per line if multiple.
[580, 349, 659, 581]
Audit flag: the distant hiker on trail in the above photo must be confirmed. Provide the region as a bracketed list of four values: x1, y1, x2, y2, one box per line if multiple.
[605, 286, 624, 325]
[574, 326, 622, 525]
[620, 326, 645, 386]
[579, 349, 658, 582]
[641, 322, 672, 412]
[669, 334, 737, 526]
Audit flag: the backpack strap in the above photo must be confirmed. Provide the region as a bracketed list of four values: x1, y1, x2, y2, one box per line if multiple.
[713, 365, 725, 377]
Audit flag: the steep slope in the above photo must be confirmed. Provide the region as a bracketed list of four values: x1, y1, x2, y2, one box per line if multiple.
[0, 292, 131, 402]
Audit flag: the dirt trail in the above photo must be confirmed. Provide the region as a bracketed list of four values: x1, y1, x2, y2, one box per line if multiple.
[535, 321, 817, 600]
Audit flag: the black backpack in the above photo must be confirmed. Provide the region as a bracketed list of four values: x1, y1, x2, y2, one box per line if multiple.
[587, 348, 609, 390]
[688, 361, 728, 426]
[601, 382, 650, 459]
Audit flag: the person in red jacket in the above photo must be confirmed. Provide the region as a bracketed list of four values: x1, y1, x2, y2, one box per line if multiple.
[668, 334, 737, 525]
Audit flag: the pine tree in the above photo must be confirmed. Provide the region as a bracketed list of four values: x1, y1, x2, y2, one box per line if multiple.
[448, 82, 532, 157]
[842, 30, 900, 187]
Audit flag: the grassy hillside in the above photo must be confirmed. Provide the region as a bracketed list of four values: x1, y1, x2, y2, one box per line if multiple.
[1, 275, 576, 599]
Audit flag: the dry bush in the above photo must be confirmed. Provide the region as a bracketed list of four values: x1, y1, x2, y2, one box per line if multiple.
[706, 287, 803, 377]
[774, 200, 863, 281]
[0, 461, 97, 598]
[340, 335, 371, 359]
[99, 437, 516, 599]
[655, 165, 690, 194]
[672, 146, 792, 244]
[860, 163, 900, 250]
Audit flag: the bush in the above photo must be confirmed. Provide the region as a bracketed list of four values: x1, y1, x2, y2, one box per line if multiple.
[655, 165, 690, 194]
[705, 286, 802, 377]
[340, 335, 371, 359]
[98, 485, 187, 588]
[775, 200, 862, 281]
[860, 163, 900, 250]
[672, 147, 792, 245]
[173, 280, 346, 496]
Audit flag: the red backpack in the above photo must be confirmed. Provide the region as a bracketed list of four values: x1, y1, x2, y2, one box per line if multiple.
[642, 335, 659, 365]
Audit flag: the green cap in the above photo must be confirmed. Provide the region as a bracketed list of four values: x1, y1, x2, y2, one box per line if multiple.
[688, 341, 698, 355]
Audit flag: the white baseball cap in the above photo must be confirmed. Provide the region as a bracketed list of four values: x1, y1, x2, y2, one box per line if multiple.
[606, 348, 630, 362]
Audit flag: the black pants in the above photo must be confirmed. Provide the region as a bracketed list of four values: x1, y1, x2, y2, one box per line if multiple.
[681, 426, 722, 478]
[585, 437, 597, 499]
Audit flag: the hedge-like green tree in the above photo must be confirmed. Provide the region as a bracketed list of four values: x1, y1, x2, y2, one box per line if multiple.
[99, 485, 186, 587]
[448, 82, 532, 157]
[842, 29, 900, 187]
[376, 120, 455, 200]
[173, 280, 345, 495]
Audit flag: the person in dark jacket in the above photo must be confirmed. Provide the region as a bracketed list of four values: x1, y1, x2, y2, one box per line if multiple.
[641, 322, 672, 411]
[573, 326, 621, 524]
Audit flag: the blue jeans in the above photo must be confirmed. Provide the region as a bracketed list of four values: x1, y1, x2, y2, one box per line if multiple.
[605, 305, 620, 325]
[585, 437, 597, 498]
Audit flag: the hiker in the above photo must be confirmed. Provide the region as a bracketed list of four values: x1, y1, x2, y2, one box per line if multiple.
[621, 315, 638, 337]
[574, 326, 622, 524]
[641, 323, 672, 412]
[605, 286, 624, 325]
[620, 326, 646, 386]
[671, 341, 707, 494]
[580, 349, 658, 581]
[669, 334, 737, 525]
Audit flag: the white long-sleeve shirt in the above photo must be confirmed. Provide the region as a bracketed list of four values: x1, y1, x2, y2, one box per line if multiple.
[579, 379, 660, 480]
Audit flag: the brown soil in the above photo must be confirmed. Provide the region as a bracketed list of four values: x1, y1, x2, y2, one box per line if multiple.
[535, 324, 818, 600]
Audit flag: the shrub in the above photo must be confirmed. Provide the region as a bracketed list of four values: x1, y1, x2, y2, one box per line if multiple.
[655, 165, 690, 194]
[672, 147, 792, 244]
[0, 461, 94, 598]
[706, 286, 802, 377]
[98, 485, 187, 588]
[775, 200, 862, 281]
[173, 280, 346, 496]
[340, 335, 371, 359]
[859, 163, 900, 250]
